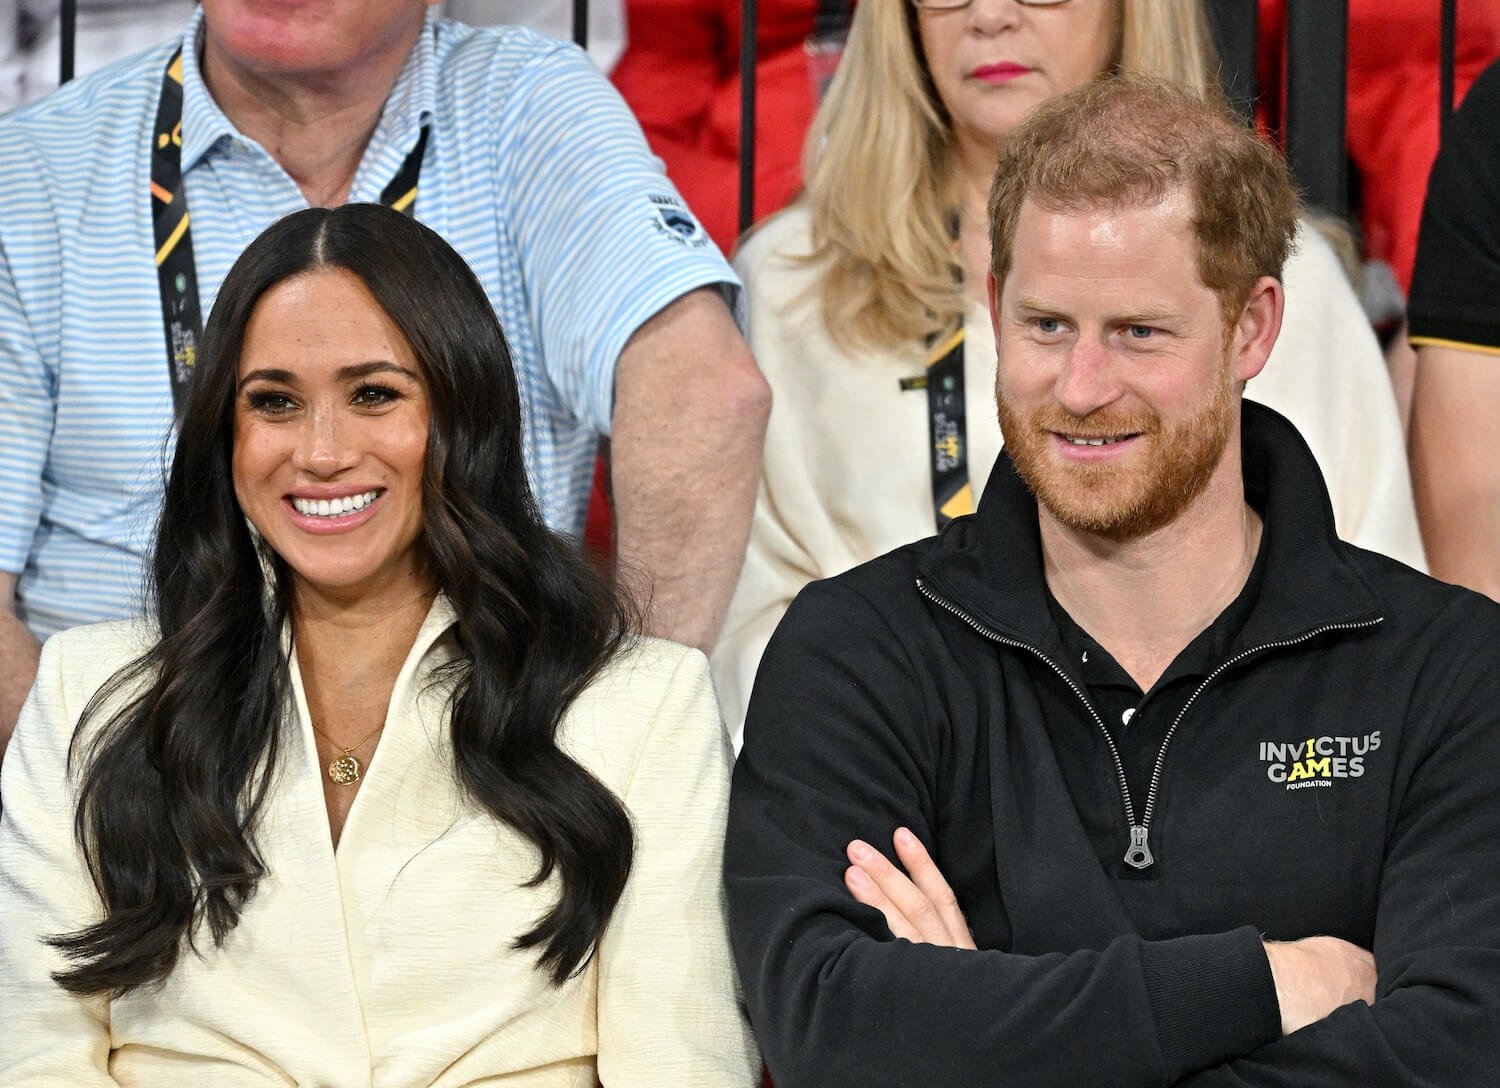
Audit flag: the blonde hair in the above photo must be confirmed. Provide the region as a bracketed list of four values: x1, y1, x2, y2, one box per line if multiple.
[802, 0, 1219, 350]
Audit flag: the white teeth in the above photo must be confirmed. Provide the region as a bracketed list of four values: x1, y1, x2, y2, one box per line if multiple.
[1066, 435, 1126, 447]
[291, 490, 379, 518]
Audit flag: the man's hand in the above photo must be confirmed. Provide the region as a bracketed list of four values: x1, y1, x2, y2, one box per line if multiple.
[0, 571, 42, 762]
[844, 827, 976, 949]
[1262, 936, 1377, 1036]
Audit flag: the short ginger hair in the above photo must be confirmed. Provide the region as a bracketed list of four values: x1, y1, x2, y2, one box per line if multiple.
[988, 76, 1302, 329]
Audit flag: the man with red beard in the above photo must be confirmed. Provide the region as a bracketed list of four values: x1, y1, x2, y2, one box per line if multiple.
[725, 78, 1500, 1088]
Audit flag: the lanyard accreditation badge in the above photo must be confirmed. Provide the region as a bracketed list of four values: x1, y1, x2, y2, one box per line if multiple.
[150, 47, 429, 418]
[900, 323, 973, 529]
[899, 212, 974, 530]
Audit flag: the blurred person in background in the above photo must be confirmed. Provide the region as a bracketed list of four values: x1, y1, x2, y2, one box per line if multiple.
[1406, 58, 1500, 602]
[0, 204, 758, 1085]
[1256, 0, 1500, 425]
[0, 0, 769, 759]
[611, 0, 830, 252]
[599, 0, 839, 557]
[712, 0, 1425, 744]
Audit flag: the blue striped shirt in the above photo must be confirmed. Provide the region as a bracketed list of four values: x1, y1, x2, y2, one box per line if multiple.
[0, 9, 739, 639]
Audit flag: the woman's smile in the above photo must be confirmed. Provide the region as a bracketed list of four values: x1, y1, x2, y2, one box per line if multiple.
[232, 268, 432, 603]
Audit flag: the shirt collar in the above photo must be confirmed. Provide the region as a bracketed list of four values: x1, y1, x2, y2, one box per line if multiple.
[178, 6, 236, 172]
[176, 6, 439, 175]
[919, 401, 1382, 652]
[371, 8, 439, 156]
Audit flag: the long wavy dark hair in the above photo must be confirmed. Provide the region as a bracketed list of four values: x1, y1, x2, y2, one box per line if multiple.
[52, 204, 635, 995]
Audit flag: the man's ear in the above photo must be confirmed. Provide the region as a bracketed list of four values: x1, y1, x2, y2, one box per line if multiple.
[1231, 275, 1285, 384]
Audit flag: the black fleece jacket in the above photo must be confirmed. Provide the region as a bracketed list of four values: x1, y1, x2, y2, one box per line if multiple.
[725, 402, 1500, 1087]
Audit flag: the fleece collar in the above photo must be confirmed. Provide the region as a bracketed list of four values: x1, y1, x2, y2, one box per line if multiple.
[916, 401, 1384, 655]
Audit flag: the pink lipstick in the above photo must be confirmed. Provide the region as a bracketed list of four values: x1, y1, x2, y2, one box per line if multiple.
[972, 63, 1030, 84]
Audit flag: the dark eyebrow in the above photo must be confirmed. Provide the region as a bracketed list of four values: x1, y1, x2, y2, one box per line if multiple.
[236, 361, 421, 392]
[237, 367, 294, 391]
[334, 360, 422, 383]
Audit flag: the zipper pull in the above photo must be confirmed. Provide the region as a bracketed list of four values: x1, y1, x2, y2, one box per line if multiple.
[1124, 824, 1154, 870]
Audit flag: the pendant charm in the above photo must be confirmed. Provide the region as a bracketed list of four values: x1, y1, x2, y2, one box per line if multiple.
[328, 752, 362, 785]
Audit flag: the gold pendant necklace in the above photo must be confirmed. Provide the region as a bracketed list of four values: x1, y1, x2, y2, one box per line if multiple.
[310, 721, 384, 786]
[327, 750, 363, 786]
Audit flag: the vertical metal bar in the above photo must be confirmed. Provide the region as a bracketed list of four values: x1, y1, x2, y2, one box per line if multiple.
[738, 0, 758, 235]
[1284, 0, 1349, 216]
[572, 0, 589, 50]
[1204, 0, 1258, 124]
[60, 0, 78, 84]
[1440, 0, 1457, 125]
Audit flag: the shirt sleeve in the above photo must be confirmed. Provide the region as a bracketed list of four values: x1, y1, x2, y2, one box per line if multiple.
[1408, 58, 1500, 354]
[0, 631, 119, 1084]
[0, 225, 59, 577]
[497, 42, 744, 437]
[595, 644, 761, 1085]
[1177, 594, 1500, 1086]
[726, 579, 1283, 1088]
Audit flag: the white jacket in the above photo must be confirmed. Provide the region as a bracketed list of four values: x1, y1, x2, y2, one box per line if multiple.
[0, 599, 758, 1086]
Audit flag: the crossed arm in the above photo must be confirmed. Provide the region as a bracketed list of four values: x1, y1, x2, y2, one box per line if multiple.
[844, 828, 1375, 1040]
[726, 580, 1500, 1087]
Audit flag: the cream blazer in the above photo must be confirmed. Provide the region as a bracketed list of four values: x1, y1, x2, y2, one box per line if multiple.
[0, 600, 759, 1086]
[713, 204, 1427, 746]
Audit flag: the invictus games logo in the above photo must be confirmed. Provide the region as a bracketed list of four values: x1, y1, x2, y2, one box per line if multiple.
[1259, 731, 1381, 790]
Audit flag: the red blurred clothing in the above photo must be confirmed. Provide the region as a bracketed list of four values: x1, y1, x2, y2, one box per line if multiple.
[612, 0, 822, 253]
[1258, 0, 1500, 294]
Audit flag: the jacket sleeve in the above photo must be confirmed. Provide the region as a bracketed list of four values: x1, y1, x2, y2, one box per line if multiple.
[0, 632, 119, 1085]
[726, 580, 1281, 1088]
[595, 644, 761, 1086]
[1176, 598, 1500, 1087]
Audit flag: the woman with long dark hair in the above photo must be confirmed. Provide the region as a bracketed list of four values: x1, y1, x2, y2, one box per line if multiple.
[0, 204, 758, 1085]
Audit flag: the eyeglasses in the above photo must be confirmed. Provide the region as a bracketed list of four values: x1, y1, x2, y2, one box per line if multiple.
[911, 0, 1071, 12]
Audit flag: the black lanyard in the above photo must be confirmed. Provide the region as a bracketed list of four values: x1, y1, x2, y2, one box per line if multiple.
[150, 48, 428, 417]
[899, 324, 972, 529]
[899, 215, 973, 529]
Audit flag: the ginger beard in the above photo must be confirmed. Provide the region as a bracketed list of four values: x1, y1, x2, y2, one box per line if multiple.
[997, 362, 1237, 543]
